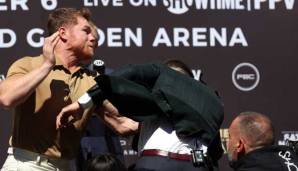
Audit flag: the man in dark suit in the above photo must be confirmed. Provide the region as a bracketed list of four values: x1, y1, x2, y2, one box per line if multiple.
[57, 61, 224, 170]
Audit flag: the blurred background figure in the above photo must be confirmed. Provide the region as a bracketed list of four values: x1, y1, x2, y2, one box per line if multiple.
[86, 154, 127, 171]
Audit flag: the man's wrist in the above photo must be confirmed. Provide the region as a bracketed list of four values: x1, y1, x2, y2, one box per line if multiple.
[41, 60, 55, 72]
[87, 84, 106, 105]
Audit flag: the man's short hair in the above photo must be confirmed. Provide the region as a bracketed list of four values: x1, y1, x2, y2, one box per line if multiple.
[238, 111, 275, 148]
[164, 59, 193, 78]
[47, 8, 91, 35]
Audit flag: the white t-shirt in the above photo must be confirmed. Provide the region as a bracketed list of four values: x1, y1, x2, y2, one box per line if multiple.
[138, 118, 198, 155]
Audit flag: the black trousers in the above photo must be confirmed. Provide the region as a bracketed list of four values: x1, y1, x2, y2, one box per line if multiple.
[133, 155, 217, 171]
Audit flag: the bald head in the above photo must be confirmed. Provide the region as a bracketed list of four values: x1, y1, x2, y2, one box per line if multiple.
[235, 111, 274, 149]
[227, 111, 275, 162]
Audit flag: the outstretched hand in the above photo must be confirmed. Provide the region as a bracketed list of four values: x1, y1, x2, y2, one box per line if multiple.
[56, 102, 82, 129]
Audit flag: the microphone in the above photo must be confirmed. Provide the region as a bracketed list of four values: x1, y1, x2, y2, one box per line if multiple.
[93, 59, 105, 75]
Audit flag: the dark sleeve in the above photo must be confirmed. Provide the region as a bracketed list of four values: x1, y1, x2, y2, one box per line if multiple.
[94, 75, 164, 122]
[86, 63, 166, 121]
[111, 63, 162, 89]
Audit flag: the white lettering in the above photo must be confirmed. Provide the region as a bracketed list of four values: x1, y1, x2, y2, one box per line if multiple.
[153, 27, 247, 47]
[0, 29, 16, 48]
[120, 140, 126, 146]
[193, 28, 207, 47]
[114, 0, 123, 6]
[269, 0, 279, 9]
[229, 27, 248, 47]
[107, 28, 122, 47]
[237, 74, 255, 80]
[279, 151, 298, 171]
[153, 28, 172, 47]
[27, 28, 44, 48]
[102, 0, 111, 6]
[41, 0, 57, 10]
[193, 0, 208, 9]
[279, 133, 298, 146]
[174, 28, 190, 47]
[284, 0, 295, 10]
[123, 149, 137, 155]
[217, 0, 222, 9]
[254, 0, 262, 9]
[0, 0, 29, 11]
[222, 0, 235, 9]
[128, 150, 136, 155]
[84, 0, 123, 6]
[130, 0, 156, 6]
[84, 0, 94, 6]
[130, 0, 142, 6]
[97, 28, 142, 47]
[210, 28, 227, 47]
[97, 28, 105, 46]
[163, 0, 192, 14]
[210, 0, 215, 9]
[125, 28, 142, 47]
[289, 134, 298, 141]
[190, 0, 295, 11]
[192, 69, 202, 81]
[11, 0, 28, 10]
[0, 0, 8, 11]
[235, 0, 244, 9]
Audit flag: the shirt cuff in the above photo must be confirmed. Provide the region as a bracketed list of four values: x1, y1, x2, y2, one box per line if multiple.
[78, 93, 94, 109]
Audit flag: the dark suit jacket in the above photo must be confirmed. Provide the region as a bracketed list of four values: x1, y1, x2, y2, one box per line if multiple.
[232, 145, 298, 171]
[95, 63, 224, 160]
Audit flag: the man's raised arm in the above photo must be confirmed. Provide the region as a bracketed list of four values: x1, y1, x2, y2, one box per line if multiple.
[0, 32, 59, 108]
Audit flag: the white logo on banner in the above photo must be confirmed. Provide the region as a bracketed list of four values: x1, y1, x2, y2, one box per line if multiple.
[82, 0, 295, 15]
[279, 150, 298, 171]
[152, 27, 247, 47]
[279, 131, 298, 146]
[0, 0, 294, 12]
[0, 27, 247, 48]
[232, 62, 260, 91]
[162, 0, 295, 14]
[119, 139, 138, 156]
[163, 0, 193, 14]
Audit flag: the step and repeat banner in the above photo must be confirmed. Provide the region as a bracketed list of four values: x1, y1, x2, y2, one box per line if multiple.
[1, 0, 298, 170]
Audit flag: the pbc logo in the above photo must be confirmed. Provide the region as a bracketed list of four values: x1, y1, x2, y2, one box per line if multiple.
[232, 62, 260, 91]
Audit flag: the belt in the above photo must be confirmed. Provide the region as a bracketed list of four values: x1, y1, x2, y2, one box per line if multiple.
[141, 149, 192, 161]
[7, 147, 70, 168]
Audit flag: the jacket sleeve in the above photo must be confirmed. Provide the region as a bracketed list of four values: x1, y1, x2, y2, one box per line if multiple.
[111, 63, 163, 90]
[94, 74, 164, 122]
